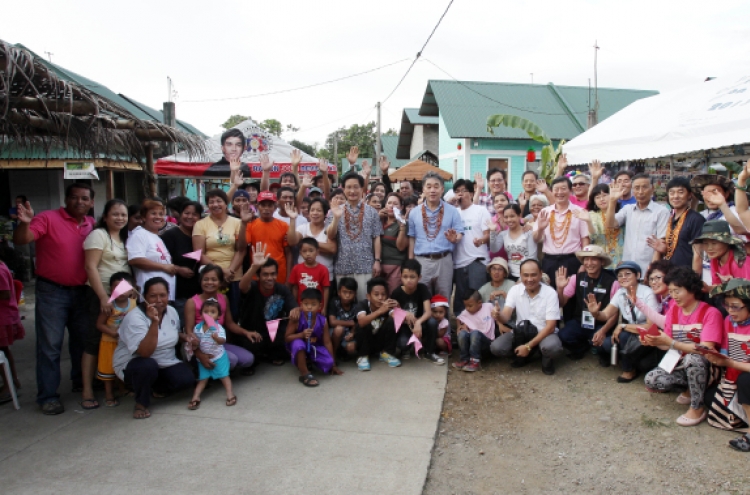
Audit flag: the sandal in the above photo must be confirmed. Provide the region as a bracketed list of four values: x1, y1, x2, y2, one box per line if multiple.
[225, 396, 237, 407]
[80, 398, 99, 410]
[188, 399, 201, 410]
[729, 434, 750, 452]
[271, 359, 285, 366]
[299, 374, 319, 387]
[151, 390, 168, 399]
[133, 404, 151, 419]
[105, 398, 120, 408]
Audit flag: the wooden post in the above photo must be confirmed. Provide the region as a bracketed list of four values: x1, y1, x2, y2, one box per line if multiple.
[106, 169, 114, 200]
[144, 144, 157, 197]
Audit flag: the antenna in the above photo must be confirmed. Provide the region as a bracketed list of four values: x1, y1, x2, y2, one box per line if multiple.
[44, 51, 53, 62]
[530, 73, 534, 84]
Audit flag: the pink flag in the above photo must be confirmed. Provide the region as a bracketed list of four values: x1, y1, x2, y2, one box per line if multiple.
[408, 334, 423, 358]
[267, 319, 281, 342]
[392, 308, 408, 332]
[108, 280, 134, 302]
[183, 250, 202, 261]
[204, 314, 218, 330]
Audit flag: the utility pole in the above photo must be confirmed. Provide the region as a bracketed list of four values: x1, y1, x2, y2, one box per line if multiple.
[333, 132, 339, 173]
[587, 41, 600, 129]
[375, 102, 381, 178]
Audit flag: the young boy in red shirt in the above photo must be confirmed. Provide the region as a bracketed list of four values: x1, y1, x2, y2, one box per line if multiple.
[288, 237, 330, 312]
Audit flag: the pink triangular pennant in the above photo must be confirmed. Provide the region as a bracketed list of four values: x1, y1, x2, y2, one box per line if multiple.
[183, 250, 202, 261]
[392, 308, 408, 332]
[408, 333, 423, 358]
[108, 280, 134, 302]
[266, 319, 281, 342]
[203, 314, 217, 330]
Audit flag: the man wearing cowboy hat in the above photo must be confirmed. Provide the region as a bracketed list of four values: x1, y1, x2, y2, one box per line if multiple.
[692, 174, 749, 283]
[691, 220, 750, 292]
[556, 245, 620, 360]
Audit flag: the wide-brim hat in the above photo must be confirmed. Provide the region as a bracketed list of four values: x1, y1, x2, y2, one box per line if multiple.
[575, 245, 612, 267]
[709, 278, 750, 299]
[691, 220, 747, 266]
[690, 174, 734, 198]
[486, 257, 509, 275]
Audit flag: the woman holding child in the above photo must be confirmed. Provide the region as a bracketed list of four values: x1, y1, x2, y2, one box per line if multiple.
[285, 198, 336, 282]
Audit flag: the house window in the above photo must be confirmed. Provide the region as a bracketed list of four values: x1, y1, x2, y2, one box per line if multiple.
[487, 158, 508, 173]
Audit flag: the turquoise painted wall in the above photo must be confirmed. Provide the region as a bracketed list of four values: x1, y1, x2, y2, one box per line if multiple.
[438, 113, 463, 182]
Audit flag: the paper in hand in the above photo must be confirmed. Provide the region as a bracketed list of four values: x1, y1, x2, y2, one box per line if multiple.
[394, 207, 406, 225]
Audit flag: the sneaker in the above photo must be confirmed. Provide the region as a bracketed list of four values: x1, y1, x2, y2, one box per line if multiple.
[463, 359, 481, 372]
[452, 360, 469, 370]
[426, 353, 446, 365]
[357, 357, 371, 371]
[542, 358, 555, 375]
[379, 352, 402, 368]
[41, 400, 65, 415]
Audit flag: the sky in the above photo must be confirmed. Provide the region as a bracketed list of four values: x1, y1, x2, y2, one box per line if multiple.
[4, 0, 750, 150]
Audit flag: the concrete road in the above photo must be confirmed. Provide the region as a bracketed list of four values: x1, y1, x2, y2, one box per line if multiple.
[0, 292, 446, 495]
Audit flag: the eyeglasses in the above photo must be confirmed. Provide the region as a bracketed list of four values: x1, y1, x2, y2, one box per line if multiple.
[649, 275, 664, 283]
[723, 303, 747, 312]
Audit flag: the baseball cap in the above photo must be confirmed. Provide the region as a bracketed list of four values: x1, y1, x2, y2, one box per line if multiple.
[309, 187, 323, 195]
[257, 191, 277, 203]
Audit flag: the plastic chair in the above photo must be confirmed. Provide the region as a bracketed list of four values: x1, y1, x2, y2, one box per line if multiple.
[0, 350, 20, 410]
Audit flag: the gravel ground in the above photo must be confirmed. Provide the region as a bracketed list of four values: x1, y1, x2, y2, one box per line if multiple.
[424, 352, 750, 495]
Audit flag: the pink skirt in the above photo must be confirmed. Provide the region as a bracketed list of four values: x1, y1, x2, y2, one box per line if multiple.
[0, 322, 25, 347]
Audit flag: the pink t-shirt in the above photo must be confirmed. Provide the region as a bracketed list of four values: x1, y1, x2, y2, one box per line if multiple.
[663, 301, 723, 345]
[562, 275, 620, 299]
[0, 262, 20, 326]
[535, 204, 590, 255]
[710, 250, 750, 285]
[29, 208, 94, 286]
[569, 195, 588, 209]
[457, 303, 496, 341]
[192, 293, 228, 325]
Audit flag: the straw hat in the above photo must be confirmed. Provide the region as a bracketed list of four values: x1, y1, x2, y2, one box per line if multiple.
[575, 245, 612, 267]
[486, 257, 509, 275]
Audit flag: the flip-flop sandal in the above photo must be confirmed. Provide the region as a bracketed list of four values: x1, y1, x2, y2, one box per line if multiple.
[151, 391, 168, 399]
[729, 434, 750, 452]
[133, 404, 151, 419]
[188, 399, 201, 410]
[80, 398, 99, 410]
[271, 360, 285, 366]
[225, 396, 237, 407]
[105, 398, 120, 408]
[299, 374, 319, 387]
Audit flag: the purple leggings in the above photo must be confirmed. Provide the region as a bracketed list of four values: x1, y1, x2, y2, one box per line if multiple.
[288, 340, 334, 374]
[225, 344, 255, 370]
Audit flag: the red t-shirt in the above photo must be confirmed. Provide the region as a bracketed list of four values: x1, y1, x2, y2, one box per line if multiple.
[288, 262, 330, 304]
[29, 208, 94, 286]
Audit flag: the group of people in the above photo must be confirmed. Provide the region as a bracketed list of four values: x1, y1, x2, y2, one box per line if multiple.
[3, 129, 750, 452]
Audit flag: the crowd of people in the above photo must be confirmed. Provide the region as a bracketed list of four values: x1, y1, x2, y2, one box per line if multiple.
[3, 128, 750, 452]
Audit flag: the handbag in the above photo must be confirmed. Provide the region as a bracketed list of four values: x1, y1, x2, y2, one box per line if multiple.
[512, 320, 539, 349]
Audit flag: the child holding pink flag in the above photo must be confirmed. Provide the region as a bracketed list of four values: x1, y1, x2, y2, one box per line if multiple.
[188, 299, 236, 409]
[285, 288, 342, 387]
[96, 272, 137, 407]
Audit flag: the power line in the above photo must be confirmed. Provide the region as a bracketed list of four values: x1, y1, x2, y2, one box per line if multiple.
[182, 58, 410, 103]
[423, 58, 589, 116]
[381, 0, 455, 104]
[289, 105, 376, 136]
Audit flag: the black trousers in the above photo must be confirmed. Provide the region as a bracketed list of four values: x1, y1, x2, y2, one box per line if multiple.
[232, 323, 287, 364]
[541, 252, 581, 321]
[396, 317, 438, 355]
[123, 357, 194, 408]
[356, 317, 397, 357]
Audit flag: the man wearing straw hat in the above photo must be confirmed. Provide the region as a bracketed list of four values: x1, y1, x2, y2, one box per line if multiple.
[556, 245, 619, 360]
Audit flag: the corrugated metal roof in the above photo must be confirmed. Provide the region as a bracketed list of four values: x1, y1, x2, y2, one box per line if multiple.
[15, 44, 207, 138]
[380, 135, 410, 168]
[404, 108, 439, 125]
[418, 80, 658, 140]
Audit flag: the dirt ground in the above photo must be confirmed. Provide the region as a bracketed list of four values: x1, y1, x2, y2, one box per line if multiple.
[423, 352, 750, 495]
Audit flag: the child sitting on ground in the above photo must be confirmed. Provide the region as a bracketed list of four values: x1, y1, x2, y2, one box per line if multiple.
[328, 277, 358, 358]
[96, 272, 137, 407]
[453, 290, 497, 373]
[354, 278, 401, 371]
[288, 237, 330, 310]
[286, 288, 342, 387]
[430, 295, 452, 355]
[188, 299, 236, 409]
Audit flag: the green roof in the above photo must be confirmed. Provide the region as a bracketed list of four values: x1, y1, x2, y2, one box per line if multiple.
[15, 43, 207, 139]
[403, 108, 439, 125]
[380, 135, 410, 168]
[418, 80, 658, 140]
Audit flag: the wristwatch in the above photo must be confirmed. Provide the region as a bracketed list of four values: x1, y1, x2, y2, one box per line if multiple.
[525, 344, 532, 352]
[620, 323, 627, 331]
[374, 258, 381, 262]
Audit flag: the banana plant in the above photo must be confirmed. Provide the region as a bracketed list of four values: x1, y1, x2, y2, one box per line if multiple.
[486, 114, 565, 183]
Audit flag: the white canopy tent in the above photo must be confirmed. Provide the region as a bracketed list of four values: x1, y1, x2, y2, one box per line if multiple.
[563, 75, 750, 165]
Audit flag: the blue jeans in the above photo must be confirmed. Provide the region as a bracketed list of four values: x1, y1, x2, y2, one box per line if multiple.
[35, 279, 90, 405]
[458, 330, 492, 361]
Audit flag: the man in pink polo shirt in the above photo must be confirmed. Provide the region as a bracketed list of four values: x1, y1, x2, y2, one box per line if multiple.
[533, 176, 590, 292]
[13, 183, 95, 415]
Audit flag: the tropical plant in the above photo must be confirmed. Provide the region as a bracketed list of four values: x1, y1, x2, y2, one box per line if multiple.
[486, 114, 565, 183]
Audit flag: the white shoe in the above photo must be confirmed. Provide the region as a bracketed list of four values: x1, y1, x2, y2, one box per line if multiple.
[426, 353, 446, 365]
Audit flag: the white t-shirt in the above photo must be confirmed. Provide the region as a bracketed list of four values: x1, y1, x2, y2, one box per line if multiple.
[112, 305, 181, 380]
[274, 210, 308, 226]
[454, 204, 491, 269]
[505, 283, 560, 332]
[609, 284, 660, 325]
[296, 223, 334, 281]
[126, 226, 176, 300]
[491, 229, 538, 278]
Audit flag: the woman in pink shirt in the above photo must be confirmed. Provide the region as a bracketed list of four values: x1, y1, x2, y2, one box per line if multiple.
[691, 220, 750, 292]
[643, 267, 724, 427]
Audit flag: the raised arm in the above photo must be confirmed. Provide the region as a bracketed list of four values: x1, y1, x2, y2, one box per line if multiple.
[472, 172, 485, 205]
[11, 201, 35, 245]
[285, 204, 301, 246]
[239, 242, 270, 293]
[226, 158, 243, 200]
[379, 157, 393, 194]
[319, 158, 332, 199]
[259, 153, 273, 192]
